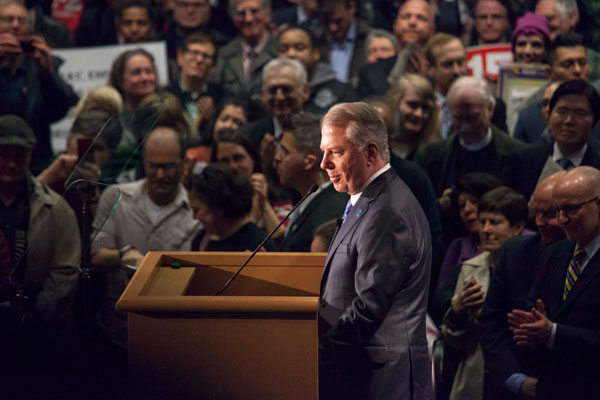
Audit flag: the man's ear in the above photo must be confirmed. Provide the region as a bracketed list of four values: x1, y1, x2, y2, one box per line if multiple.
[303, 83, 311, 101]
[176, 50, 185, 68]
[567, 12, 578, 29]
[365, 143, 379, 165]
[304, 154, 318, 170]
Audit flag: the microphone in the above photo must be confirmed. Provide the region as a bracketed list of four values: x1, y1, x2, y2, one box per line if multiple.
[215, 184, 319, 295]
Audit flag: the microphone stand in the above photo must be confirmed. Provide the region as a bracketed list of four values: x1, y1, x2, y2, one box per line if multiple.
[215, 184, 318, 295]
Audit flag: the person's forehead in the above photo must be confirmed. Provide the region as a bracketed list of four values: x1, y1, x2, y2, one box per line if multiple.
[554, 94, 591, 110]
[516, 34, 544, 42]
[279, 29, 312, 46]
[555, 46, 587, 61]
[126, 54, 153, 69]
[265, 67, 299, 85]
[235, 0, 262, 11]
[0, 3, 27, 16]
[281, 130, 297, 148]
[535, 0, 559, 14]
[399, 0, 431, 18]
[122, 6, 150, 18]
[449, 90, 486, 108]
[475, 0, 506, 15]
[370, 36, 394, 48]
[187, 41, 216, 54]
[434, 40, 465, 61]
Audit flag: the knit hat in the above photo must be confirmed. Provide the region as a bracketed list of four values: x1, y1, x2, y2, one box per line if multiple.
[0, 115, 36, 149]
[511, 12, 550, 50]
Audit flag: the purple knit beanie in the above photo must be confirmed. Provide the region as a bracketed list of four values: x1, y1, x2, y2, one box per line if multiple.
[511, 12, 550, 50]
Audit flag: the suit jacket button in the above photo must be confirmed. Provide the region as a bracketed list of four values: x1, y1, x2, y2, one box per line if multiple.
[320, 300, 326, 308]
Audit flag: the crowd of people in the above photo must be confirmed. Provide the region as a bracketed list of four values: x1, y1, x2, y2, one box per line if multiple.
[1, 0, 600, 398]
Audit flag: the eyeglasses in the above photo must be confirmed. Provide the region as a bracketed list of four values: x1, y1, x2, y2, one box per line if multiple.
[533, 207, 558, 220]
[266, 85, 294, 95]
[185, 49, 214, 61]
[555, 196, 599, 217]
[145, 162, 180, 172]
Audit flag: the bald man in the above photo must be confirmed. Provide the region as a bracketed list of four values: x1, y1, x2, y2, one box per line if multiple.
[479, 172, 566, 400]
[91, 126, 200, 348]
[510, 166, 600, 399]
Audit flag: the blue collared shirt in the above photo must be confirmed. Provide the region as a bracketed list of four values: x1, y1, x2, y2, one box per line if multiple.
[330, 20, 356, 83]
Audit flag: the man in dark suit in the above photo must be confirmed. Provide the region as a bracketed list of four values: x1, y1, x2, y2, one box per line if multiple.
[415, 76, 523, 197]
[211, 0, 276, 99]
[504, 79, 600, 201]
[272, 0, 318, 27]
[274, 113, 347, 252]
[479, 172, 566, 400]
[513, 81, 561, 144]
[510, 166, 600, 399]
[319, 102, 432, 400]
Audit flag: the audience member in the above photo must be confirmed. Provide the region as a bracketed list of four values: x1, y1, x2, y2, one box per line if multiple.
[117, 0, 155, 44]
[385, 73, 439, 160]
[512, 12, 550, 64]
[0, 0, 77, 174]
[212, 128, 292, 240]
[479, 171, 566, 400]
[157, 0, 230, 61]
[242, 58, 309, 179]
[189, 163, 276, 251]
[438, 173, 504, 290]
[211, 0, 276, 99]
[366, 29, 398, 64]
[414, 76, 522, 197]
[273, 113, 348, 252]
[504, 80, 600, 201]
[472, 0, 510, 45]
[356, 0, 435, 98]
[509, 166, 600, 398]
[0, 115, 80, 325]
[26, 0, 73, 48]
[440, 186, 527, 400]
[208, 98, 251, 140]
[535, 0, 600, 81]
[91, 126, 200, 348]
[310, 219, 337, 252]
[108, 48, 158, 111]
[424, 33, 507, 138]
[166, 33, 222, 134]
[319, 0, 371, 86]
[276, 25, 358, 115]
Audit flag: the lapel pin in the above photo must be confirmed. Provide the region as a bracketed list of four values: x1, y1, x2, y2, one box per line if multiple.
[356, 209, 363, 217]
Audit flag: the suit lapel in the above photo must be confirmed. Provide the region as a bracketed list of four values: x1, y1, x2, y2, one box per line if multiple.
[555, 246, 600, 318]
[320, 169, 396, 289]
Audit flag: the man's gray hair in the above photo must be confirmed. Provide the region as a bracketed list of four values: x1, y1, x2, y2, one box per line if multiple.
[366, 29, 399, 52]
[263, 57, 307, 86]
[554, 0, 579, 20]
[447, 76, 496, 109]
[322, 102, 390, 163]
[229, 0, 271, 16]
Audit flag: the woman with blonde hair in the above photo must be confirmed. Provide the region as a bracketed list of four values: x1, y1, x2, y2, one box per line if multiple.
[386, 73, 440, 160]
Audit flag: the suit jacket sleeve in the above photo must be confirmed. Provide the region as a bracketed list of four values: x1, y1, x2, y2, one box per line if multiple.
[326, 207, 413, 345]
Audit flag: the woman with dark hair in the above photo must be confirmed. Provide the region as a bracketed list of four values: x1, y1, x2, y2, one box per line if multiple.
[108, 48, 158, 111]
[189, 164, 276, 251]
[437, 173, 504, 289]
[211, 129, 292, 239]
[439, 186, 528, 400]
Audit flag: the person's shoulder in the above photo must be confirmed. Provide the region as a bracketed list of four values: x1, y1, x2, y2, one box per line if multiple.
[218, 37, 242, 56]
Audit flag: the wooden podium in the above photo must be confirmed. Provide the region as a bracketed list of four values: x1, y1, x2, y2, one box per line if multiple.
[116, 251, 326, 400]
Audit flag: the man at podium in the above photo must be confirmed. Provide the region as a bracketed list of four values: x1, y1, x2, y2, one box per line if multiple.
[318, 102, 432, 400]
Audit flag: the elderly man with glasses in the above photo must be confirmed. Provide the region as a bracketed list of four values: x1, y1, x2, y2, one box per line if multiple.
[504, 79, 600, 201]
[507, 166, 600, 399]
